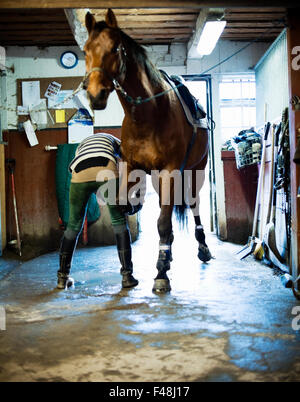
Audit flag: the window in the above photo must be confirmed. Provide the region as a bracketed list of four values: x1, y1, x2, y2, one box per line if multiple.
[219, 75, 256, 143]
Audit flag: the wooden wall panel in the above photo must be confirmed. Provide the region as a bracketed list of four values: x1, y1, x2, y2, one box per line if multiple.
[0, 144, 6, 253]
[221, 151, 258, 244]
[287, 9, 300, 283]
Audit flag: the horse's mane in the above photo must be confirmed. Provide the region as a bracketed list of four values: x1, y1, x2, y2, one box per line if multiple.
[94, 21, 163, 88]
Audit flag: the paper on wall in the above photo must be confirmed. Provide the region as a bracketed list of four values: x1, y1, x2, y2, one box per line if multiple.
[48, 90, 76, 109]
[75, 89, 94, 119]
[55, 110, 65, 123]
[23, 119, 39, 147]
[68, 109, 94, 144]
[44, 81, 61, 99]
[29, 99, 48, 129]
[22, 81, 41, 108]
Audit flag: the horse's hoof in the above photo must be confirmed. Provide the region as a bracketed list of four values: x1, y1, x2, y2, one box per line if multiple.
[198, 244, 212, 262]
[152, 279, 171, 293]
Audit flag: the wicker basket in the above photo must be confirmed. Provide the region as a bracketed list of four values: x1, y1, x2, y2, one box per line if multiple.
[232, 138, 261, 169]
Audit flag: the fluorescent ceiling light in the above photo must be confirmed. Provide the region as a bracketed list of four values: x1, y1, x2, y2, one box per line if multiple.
[197, 20, 226, 56]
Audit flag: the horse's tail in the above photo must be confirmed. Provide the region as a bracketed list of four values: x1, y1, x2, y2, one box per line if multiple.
[173, 172, 189, 228]
[174, 203, 189, 228]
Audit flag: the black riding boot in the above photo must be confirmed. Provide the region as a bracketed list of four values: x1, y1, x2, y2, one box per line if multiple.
[57, 236, 77, 289]
[115, 229, 138, 288]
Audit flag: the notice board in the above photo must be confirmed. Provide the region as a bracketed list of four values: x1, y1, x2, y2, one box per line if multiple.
[17, 76, 83, 129]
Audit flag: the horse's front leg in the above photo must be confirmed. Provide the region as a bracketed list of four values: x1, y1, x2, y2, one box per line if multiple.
[153, 173, 174, 293]
[153, 204, 174, 293]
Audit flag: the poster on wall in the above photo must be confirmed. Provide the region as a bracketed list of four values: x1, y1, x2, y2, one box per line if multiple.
[48, 90, 77, 109]
[68, 109, 94, 144]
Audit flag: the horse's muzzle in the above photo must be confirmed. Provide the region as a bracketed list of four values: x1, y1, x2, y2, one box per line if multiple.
[88, 89, 109, 110]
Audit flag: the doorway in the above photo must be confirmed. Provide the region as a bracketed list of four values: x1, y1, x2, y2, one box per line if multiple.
[184, 74, 217, 234]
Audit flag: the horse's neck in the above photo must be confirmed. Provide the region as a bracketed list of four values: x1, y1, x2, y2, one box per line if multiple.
[119, 62, 169, 127]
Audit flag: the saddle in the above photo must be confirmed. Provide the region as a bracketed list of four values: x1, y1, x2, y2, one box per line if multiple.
[160, 70, 207, 129]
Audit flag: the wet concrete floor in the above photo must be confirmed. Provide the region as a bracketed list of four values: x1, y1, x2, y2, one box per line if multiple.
[0, 187, 300, 382]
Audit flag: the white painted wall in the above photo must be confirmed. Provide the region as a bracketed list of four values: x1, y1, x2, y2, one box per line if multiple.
[2, 39, 269, 237]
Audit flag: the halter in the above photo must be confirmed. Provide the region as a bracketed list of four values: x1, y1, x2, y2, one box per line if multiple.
[83, 44, 181, 107]
[83, 45, 127, 94]
[84, 66, 144, 106]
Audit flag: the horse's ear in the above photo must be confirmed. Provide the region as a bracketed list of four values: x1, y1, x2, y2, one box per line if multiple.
[85, 12, 96, 34]
[105, 9, 118, 28]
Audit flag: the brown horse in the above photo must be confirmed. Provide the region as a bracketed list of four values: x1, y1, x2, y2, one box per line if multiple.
[83, 9, 212, 292]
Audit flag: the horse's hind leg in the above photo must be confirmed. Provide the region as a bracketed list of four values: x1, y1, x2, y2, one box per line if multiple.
[190, 169, 212, 262]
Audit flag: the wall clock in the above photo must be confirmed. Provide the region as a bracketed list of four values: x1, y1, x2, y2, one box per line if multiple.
[60, 51, 78, 69]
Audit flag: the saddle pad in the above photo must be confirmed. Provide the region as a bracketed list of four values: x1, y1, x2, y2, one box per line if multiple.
[161, 72, 208, 130]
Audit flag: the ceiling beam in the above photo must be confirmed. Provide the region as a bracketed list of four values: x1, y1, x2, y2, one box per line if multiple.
[92, 8, 200, 15]
[64, 9, 88, 50]
[187, 9, 209, 59]
[93, 14, 198, 22]
[125, 28, 194, 35]
[0, 1, 297, 9]
[225, 21, 286, 27]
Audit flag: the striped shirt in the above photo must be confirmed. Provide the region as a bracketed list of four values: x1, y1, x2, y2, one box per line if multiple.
[69, 133, 121, 173]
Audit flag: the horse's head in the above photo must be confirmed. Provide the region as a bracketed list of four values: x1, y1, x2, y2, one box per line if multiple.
[84, 9, 126, 110]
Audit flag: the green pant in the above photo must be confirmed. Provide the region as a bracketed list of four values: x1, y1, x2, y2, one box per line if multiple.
[67, 179, 126, 234]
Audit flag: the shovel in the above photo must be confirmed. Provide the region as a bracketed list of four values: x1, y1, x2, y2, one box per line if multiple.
[238, 122, 271, 260]
[263, 123, 286, 264]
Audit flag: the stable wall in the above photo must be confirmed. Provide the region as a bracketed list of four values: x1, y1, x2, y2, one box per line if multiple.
[287, 9, 300, 284]
[254, 30, 290, 271]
